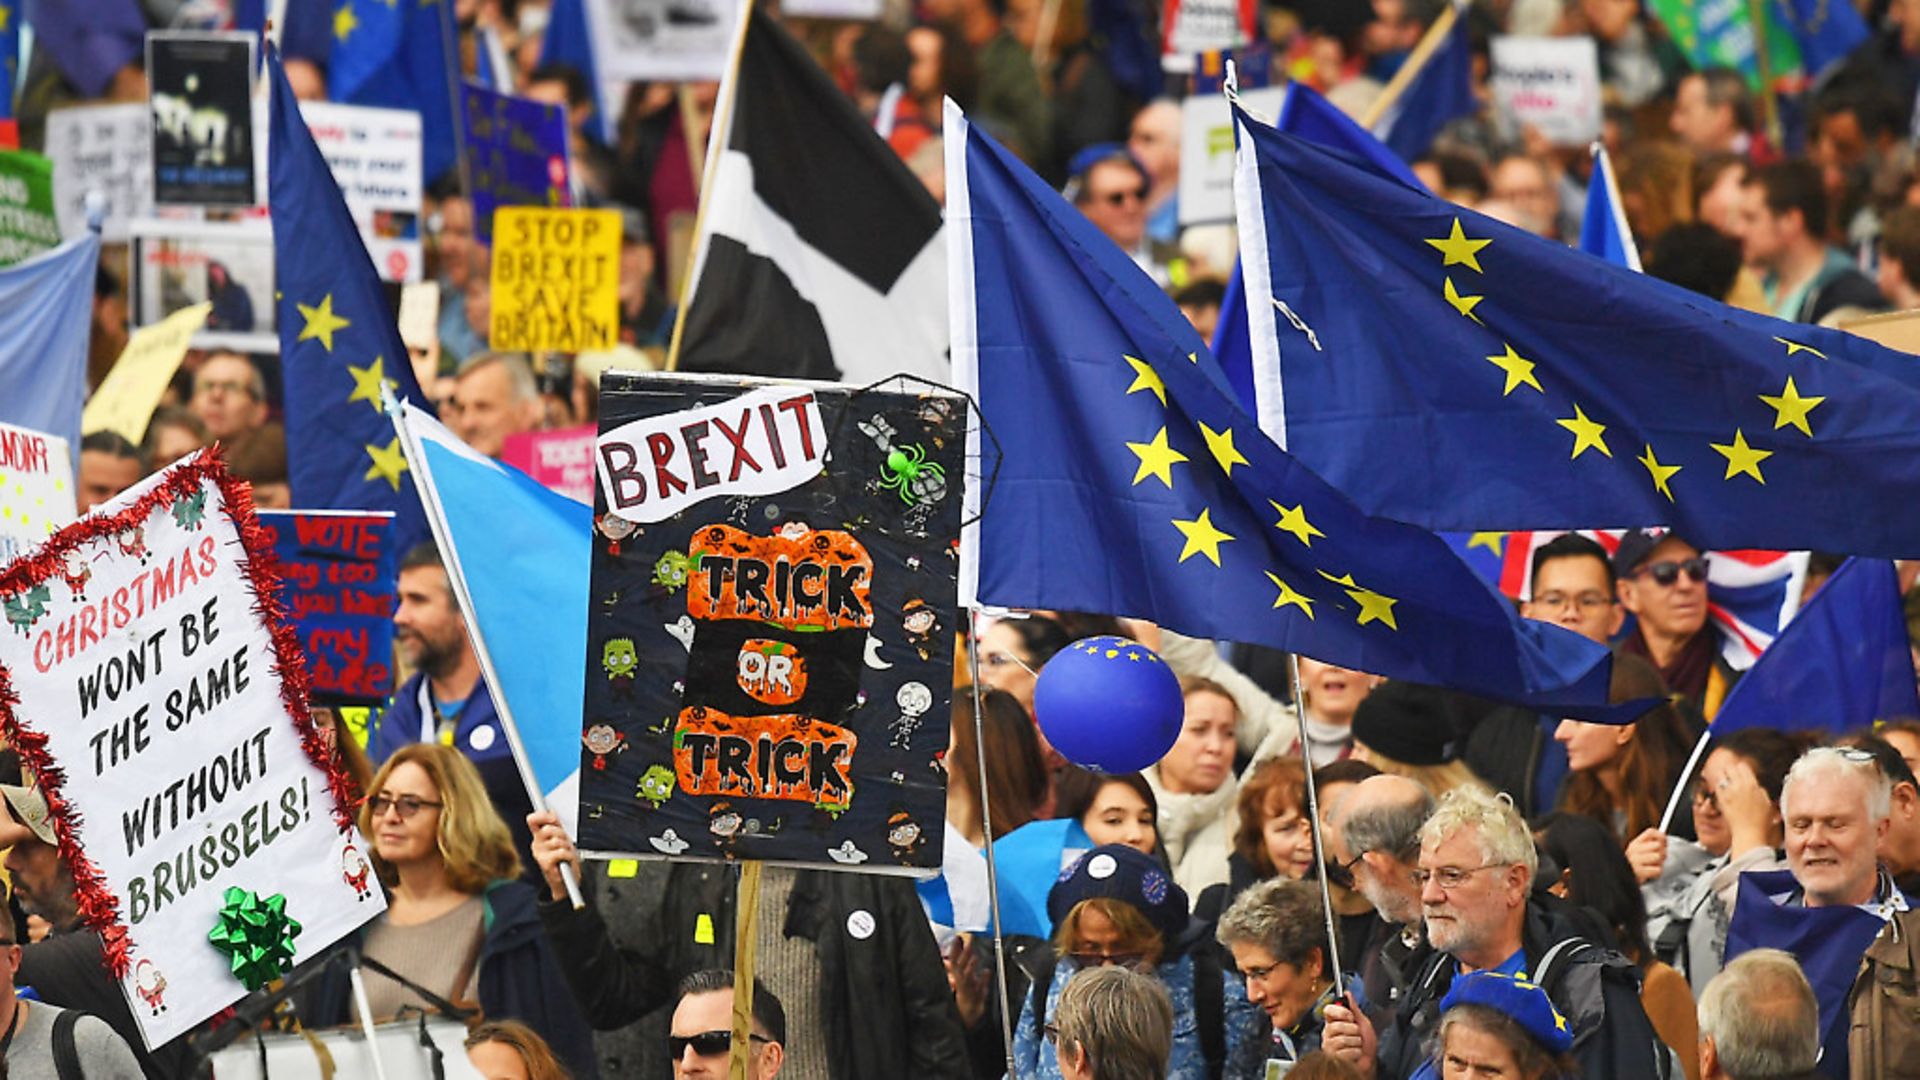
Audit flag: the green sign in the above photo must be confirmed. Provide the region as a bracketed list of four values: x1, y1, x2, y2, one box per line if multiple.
[0, 151, 61, 267]
[1647, 0, 1802, 90]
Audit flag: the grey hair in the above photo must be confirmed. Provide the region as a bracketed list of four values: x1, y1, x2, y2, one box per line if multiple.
[1214, 877, 1329, 971]
[1697, 949, 1818, 1079]
[1336, 779, 1436, 861]
[456, 351, 539, 403]
[1783, 746, 1892, 823]
[1052, 965, 1174, 1080]
[1419, 786, 1537, 889]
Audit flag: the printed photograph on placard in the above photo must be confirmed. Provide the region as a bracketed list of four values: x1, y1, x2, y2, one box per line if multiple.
[147, 32, 257, 207]
[129, 219, 276, 355]
[576, 373, 964, 873]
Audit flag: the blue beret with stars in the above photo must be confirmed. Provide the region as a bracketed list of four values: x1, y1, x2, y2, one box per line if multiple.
[1439, 970, 1574, 1054]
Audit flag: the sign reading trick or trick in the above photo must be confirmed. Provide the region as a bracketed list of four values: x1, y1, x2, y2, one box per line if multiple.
[580, 375, 963, 872]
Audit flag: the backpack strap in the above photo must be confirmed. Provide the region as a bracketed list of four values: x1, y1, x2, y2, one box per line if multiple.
[1531, 936, 1592, 996]
[51, 1007, 81, 1080]
[1192, 947, 1225, 1078]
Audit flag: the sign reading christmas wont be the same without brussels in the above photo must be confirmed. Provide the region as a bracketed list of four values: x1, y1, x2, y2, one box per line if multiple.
[577, 375, 963, 873]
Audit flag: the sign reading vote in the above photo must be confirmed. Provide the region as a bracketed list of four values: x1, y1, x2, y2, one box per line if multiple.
[257, 510, 397, 705]
[488, 206, 620, 352]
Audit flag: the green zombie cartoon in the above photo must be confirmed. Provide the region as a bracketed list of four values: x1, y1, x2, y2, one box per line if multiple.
[636, 764, 675, 808]
[652, 550, 696, 592]
[171, 489, 208, 530]
[3, 585, 52, 636]
[603, 637, 639, 698]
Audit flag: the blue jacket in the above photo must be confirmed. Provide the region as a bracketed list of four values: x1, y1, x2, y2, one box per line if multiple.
[369, 672, 534, 865]
[298, 880, 598, 1079]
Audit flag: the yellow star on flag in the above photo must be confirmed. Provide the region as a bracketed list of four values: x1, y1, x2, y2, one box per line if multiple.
[1773, 336, 1826, 359]
[1424, 218, 1492, 273]
[333, 1, 358, 41]
[1125, 427, 1188, 488]
[1443, 277, 1484, 323]
[1556, 404, 1612, 459]
[1200, 423, 1249, 475]
[1122, 355, 1165, 406]
[1710, 429, 1772, 484]
[1172, 509, 1234, 566]
[1316, 570, 1398, 628]
[1270, 501, 1324, 547]
[1467, 532, 1505, 554]
[0, 7, 12, 31]
[297, 294, 351, 352]
[1637, 444, 1681, 502]
[364, 438, 409, 490]
[1264, 572, 1315, 618]
[1758, 376, 1824, 437]
[346, 355, 397, 412]
[1484, 344, 1542, 395]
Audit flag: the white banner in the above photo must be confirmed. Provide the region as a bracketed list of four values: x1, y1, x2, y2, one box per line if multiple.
[45, 104, 155, 245]
[585, 0, 744, 82]
[0, 457, 384, 1048]
[597, 385, 825, 524]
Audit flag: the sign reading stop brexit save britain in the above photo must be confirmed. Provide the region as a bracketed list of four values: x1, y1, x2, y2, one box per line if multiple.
[488, 206, 620, 353]
[578, 375, 963, 873]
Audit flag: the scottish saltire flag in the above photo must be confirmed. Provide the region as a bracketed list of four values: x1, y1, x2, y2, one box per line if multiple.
[1579, 144, 1641, 272]
[269, 44, 433, 556]
[0, 234, 100, 454]
[948, 102, 1627, 719]
[1372, 4, 1475, 161]
[393, 401, 591, 829]
[329, 0, 457, 183]
[920, 817, 1096, 936]
[1233, 108, 1920, 559]
[1711, 559, 1918, 736]
[1727, 868, 1890, 1076]
[540, 0, 613, 144]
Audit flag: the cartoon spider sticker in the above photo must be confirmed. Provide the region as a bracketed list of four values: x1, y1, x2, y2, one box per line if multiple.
[584, 723, 629, 769]
[859, 415, 947, 508]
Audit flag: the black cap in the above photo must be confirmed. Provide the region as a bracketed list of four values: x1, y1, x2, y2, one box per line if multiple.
[1611, 529, 1697, 578]
[1351, 681, 1461, 766]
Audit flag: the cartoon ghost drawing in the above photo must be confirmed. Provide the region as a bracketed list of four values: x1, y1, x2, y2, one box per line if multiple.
[603, 638, 639, 698]
[584, 723, 628, 769]
[637, 763, 676, 808]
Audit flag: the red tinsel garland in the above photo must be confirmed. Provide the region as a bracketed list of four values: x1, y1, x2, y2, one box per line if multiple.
[0, 449, 360, 978]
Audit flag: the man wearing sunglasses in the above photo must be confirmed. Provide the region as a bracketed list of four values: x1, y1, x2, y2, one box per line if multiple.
[1614, 529, 1734, 721]
[668, 969, 785, 1079]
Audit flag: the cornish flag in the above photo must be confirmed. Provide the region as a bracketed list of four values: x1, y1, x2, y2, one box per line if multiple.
[677, 8, 947, 384]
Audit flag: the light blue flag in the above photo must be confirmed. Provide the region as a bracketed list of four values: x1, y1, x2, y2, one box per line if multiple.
[1579, 144, 1641, 271]
[394, 401, 592, 829]
[0, 233, 100, 455]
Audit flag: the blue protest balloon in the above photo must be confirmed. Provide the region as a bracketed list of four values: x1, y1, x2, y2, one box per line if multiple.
[1033, 636, 1183, 772]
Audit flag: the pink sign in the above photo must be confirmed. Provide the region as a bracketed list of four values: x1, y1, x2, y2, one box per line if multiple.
[502, 425, 596, 504]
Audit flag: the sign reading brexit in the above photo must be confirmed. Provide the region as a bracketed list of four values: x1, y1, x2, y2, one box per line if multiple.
[578, 374, 963, 873]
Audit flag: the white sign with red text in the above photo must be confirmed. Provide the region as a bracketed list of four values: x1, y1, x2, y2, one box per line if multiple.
[596, 385, 826, 524]
[0, 422, 75, 565]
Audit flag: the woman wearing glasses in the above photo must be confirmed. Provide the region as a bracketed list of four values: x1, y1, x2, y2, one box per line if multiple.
[1010, 845, 1258, 1080]
[300, 745, 597, 1078]
[1214, 877, 1364, 1076]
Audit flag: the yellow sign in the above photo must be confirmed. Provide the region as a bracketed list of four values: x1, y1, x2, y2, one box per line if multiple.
[489, 207, 621, 353]
[82, 302, 212, 445]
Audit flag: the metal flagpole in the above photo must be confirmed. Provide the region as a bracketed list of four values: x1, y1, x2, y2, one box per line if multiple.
[1659, 729, 1713, 836]
[1287, 654, 1345, 997]
[967, 610, 1020, 1077]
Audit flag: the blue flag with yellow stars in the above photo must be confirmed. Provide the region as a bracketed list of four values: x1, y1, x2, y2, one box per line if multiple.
[1232, 104, 1920, 560]
[268, 43, 432, 556]
[328, 0, 457, 184]
[946, 101, 1626, 719]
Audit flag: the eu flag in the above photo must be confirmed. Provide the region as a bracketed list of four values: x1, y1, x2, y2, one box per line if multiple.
[268, 44, 432, 556]
[328, 0, 457, 184]
[949, 102, 1623, 718]
[1233, 107, 1920, 559]
[1373, 8, 1475, 162]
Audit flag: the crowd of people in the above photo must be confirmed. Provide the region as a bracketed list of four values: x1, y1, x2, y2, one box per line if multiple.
[15, 0, 1920, 1078]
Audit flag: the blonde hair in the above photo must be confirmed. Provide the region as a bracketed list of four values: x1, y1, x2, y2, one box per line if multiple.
[1053, 898, 1165, 969]
[1419, 786, 1537, 889]
[361, 743, 521, 893]
[1355, 743, 1484, 800]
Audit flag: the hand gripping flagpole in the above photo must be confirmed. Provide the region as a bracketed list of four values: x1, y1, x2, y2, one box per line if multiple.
[1287, 655, 1345, 998]
[384, 387, 587, 910]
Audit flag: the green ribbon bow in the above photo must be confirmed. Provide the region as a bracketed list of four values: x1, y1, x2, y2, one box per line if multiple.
[207, 887, 302, 992]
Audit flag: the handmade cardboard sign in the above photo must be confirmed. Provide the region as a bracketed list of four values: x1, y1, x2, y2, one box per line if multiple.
[0, 421, 75, 565]
[489, 206, 621, 352]
[0, 453, 384, 1048]
[257, 510, 398, 706]
[578, 374, 962, 872]
[82, 303, 212, 446]
[461, 82, 572, 247]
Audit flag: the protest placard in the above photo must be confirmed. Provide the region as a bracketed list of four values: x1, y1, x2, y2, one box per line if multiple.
[489, 206, 621, 352]
[0, 452, 384, 1047]
[82, 303, 212, 446]
[129, 218, 276, 355]
[460, 82, 572, 247]
[502, 425, 597, 504]
[0, 421, 75, 565]
[0, 150, 62, 266]
[257, 510, 397, 706]
[1178, 84, 1285, 226]
[577, 376, 963, 873]
[148, 33, 257, 207]
[300, 102, 425, 283]
[46, 103, 154, 245]
[1161, 0, 1255, 73]
[1490, 35, 1603, 147]
[782, 0, 883, 20]
[585, 0, 743, 81]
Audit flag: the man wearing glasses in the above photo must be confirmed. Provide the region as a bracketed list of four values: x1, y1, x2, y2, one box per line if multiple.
[667, 969, 785, 1079]
[1324, 786, 1672, 1079]
[1614, 529, 1733, 721]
